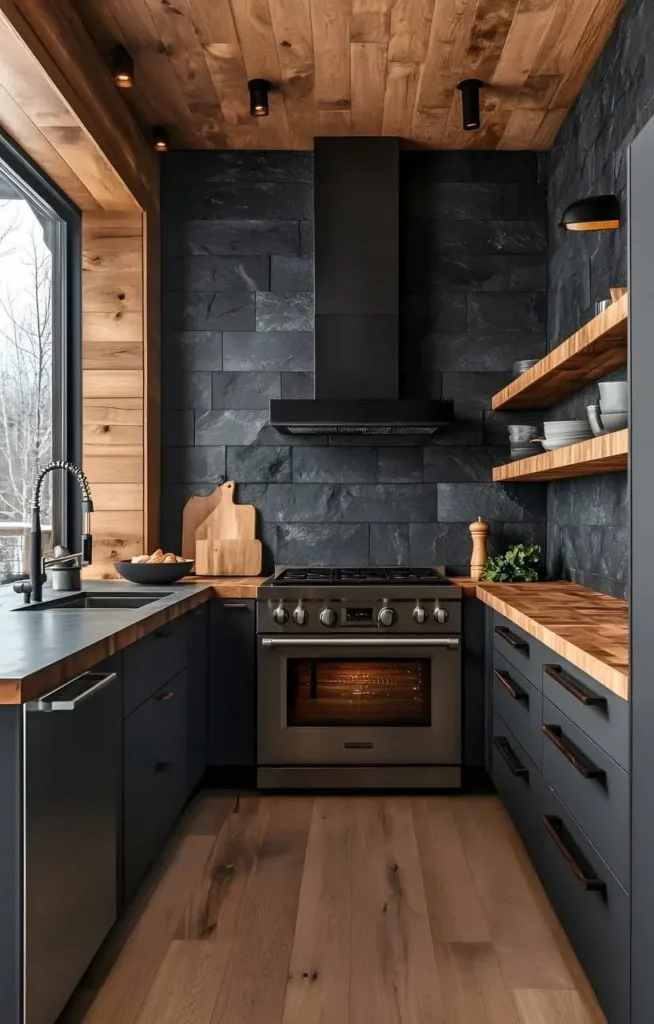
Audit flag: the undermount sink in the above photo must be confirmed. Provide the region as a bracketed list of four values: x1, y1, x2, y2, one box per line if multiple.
[17, 592, 172, 611]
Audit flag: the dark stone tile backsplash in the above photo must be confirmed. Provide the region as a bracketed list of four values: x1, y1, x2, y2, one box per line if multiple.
[161, 149, 548, 574]
[546, 0, 645, 600]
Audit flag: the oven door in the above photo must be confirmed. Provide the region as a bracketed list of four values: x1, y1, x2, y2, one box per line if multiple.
[258, 636, 461, 765]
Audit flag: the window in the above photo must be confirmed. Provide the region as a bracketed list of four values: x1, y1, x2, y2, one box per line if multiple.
[0, 133, 80, 585]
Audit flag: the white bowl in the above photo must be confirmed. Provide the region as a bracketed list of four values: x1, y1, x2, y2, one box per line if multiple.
[598, 381, 628, 406]
[541, 435, 592, 451]
[544, 420, 593, 435]
[600, 412, 628, 431]
[599, 398, 628, 414]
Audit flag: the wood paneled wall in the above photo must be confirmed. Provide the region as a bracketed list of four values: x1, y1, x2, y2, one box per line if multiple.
[0, 2, 161, 576]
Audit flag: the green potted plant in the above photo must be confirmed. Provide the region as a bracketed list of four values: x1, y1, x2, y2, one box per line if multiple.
[479, 543, 542, 583]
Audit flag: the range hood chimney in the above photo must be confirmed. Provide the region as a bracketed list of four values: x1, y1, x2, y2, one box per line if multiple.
[270, 137, 453, 435]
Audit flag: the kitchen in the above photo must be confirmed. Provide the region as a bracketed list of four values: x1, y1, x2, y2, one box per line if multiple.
[0, 1, 647, 1023]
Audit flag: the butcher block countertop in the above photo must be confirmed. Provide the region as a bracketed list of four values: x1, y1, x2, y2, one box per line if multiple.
[471, 581, 630, 701]
[183, 575, 267, 597]
[0, 581, 214, 705]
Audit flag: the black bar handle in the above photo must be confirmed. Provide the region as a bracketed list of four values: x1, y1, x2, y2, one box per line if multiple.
[542, 724, 606, 780]
[542, 815, 606, 892]
[494, 625, 529, 651]
[494, 669, 528, 702]
[223, 602, 248, 609]
[543, 665, 607, 707]
[494, 736, 529, 778]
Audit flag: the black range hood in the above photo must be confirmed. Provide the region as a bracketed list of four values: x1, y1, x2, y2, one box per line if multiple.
[270, 137, 453, 436]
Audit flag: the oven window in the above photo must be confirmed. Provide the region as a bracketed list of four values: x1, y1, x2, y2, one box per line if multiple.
[286, 658, 431, 727]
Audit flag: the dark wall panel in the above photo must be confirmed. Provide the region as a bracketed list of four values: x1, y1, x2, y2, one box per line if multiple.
[546, 0, 649, 599]
[161, 150, 547, 573]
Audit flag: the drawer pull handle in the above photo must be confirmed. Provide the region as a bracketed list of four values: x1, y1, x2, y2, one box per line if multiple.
[155, 761, 172, 773]
[156, 691, 175, 701]
[494, 669, 528, 702]
[542, 724, 606, 780]
[542, 815, 607, 893]
[494, 736, 529, 778]
[544, 665, 607, 707]
[224, 602, 248, 609]
[494, 625, 529, 652]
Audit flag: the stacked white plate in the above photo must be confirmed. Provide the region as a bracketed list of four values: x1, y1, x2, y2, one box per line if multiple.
[540, 420, 593, 451]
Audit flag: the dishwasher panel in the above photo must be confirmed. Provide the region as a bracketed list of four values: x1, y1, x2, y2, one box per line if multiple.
[23, 669, 120, 1024]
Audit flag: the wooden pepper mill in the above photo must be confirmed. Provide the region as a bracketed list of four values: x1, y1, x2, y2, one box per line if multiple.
[469, 517, 490, 580]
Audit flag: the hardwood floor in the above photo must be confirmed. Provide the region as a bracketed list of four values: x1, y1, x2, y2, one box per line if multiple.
[64, 794, 607, 1024]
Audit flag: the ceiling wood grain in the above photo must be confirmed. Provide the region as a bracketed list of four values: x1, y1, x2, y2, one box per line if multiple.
[72, 0, 625, 149]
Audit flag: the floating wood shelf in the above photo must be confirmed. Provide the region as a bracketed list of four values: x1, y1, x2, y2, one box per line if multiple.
[492, 293, 628, 410]
[492, 429, 628, 482]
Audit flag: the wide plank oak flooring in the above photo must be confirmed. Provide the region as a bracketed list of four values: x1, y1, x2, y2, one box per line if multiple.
[64, 794, 606, 1024]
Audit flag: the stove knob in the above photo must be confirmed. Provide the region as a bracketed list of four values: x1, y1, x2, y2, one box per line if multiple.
[413, 604, 428, 624]
[434, 602, 449, 624]
[272, 602, 289, 625]
[319, 607, 337, 628]
[378, 605, 396, 627]
[293, 605, 308, 626]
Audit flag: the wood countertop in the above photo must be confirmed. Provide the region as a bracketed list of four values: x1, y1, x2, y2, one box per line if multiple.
[182, 575, 267, 597]
[471, 581, 629, 701]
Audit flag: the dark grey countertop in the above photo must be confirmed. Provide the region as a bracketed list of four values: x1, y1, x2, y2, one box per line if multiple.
[0, 580, 214, 704]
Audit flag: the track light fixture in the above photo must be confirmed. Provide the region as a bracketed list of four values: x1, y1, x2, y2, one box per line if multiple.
[560, 194, 621, 231]
[111, 45, 134, 89]
[457, 79, 483, 131]
[248, 79, 271, 117]
[152, 126, 169, 152]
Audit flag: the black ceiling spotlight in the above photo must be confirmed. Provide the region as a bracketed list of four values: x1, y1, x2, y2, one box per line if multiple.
[111, 44, 134, 89]
[457, 79, 483, 131]
[152, 126, 169, 152]
[248, 78, 271, 117]
[561, 194, 621, 231]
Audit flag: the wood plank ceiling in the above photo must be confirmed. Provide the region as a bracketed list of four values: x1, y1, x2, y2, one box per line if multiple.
[72, 0, 625, 151]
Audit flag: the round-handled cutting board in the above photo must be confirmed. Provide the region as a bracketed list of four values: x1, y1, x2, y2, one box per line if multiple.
[194, 481, 262, 576]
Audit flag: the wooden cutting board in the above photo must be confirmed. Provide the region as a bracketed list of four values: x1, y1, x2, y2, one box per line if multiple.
[181, 483, 223, 561]
[194, 481, 262, 576]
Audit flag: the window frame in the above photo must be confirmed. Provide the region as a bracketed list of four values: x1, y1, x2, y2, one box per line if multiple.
[0, 127, 81, 563]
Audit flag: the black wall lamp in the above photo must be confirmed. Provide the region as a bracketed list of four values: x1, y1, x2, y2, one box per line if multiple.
[248, 79, 271, 117]
[457, 79, 483, 131]
[152, 126, 169, 152]
[111, 45, 134, 89]
[561, 194, 620, 231]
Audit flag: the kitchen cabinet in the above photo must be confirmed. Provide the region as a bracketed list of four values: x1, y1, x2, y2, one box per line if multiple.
[209, 599, 256, 768]
[184, 603, 209, 792]
[486, 613, 631, 1024]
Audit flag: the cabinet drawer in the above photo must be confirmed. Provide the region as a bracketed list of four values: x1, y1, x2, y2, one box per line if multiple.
[492, 650, 542, 769]
[492, 612, 544, 688]
[541, 697, 630, 890]
[538, 784, 630, 1024]
[123, 671, 188, 900]
[491, 711, 541, 863]
[542, 658, 629, 770]
[123, 617, 186, 717]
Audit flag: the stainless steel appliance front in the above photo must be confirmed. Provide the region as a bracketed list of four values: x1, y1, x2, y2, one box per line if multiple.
[257, 633, 461, 788]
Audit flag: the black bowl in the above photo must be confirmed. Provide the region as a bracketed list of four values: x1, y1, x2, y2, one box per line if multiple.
[113, 560, 194, 584]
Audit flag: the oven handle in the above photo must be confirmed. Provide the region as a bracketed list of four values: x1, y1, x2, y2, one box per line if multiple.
[259, 637, 460, 649]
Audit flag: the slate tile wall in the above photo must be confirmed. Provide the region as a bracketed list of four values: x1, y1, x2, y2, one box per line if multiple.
[546, 0, 646, 599]
[161, 150, 547, 574]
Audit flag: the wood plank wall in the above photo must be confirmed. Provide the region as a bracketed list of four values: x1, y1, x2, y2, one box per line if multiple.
[82, 212, 146, 573]
[0, 2, 161, 576]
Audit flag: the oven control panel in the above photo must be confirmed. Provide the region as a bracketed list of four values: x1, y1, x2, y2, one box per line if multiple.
[258, 596, 461, 634]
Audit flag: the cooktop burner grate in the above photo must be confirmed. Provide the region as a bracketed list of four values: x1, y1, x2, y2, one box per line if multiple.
[273, 567, 452, 586]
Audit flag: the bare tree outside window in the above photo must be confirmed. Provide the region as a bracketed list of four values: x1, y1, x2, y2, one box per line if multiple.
[0, 198, 54, 583]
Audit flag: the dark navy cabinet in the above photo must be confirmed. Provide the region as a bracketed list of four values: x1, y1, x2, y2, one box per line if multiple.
[209, 600, 256, 767]
[184, 604, 209, 792]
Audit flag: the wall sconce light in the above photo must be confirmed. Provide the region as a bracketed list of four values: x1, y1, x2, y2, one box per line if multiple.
[248, 79, 271, 117]
[457, 79, 483, 131]
[561, 194, 620, 231]
[111, 45, 134, 89]
[152, 126, 169, 152]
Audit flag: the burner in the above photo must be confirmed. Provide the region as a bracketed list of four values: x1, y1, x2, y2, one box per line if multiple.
[272, 566, 451, 586]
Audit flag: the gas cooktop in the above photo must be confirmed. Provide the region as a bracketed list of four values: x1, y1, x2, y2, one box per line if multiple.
[271, 567, 453, 586]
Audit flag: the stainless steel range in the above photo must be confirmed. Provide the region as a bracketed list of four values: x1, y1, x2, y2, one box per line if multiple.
[257, 567, 462, 789]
